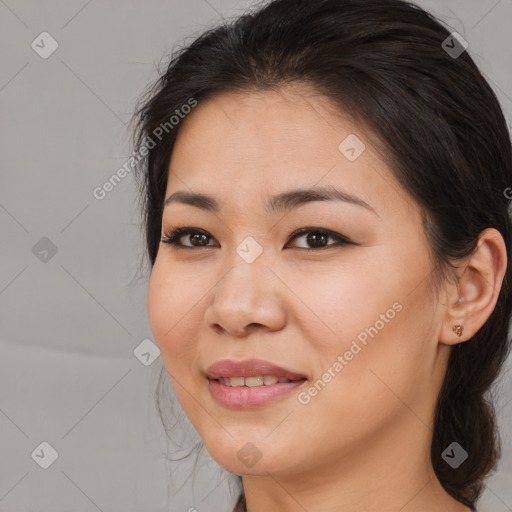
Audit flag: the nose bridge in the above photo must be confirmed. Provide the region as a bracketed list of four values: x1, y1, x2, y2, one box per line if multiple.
[205, 238, 285, 335]
[217, 239, 272, 306]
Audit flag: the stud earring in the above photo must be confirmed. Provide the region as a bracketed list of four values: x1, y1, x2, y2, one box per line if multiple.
[453, 324, 464, 338]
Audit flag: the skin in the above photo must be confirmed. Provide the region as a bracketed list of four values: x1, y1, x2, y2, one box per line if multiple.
[147, 84, 507, 512]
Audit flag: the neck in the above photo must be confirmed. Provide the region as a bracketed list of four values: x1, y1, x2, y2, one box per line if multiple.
[241, 413, 471, 512]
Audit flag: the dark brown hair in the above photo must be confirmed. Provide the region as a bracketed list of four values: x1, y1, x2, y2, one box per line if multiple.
[132, 0, 512, 509]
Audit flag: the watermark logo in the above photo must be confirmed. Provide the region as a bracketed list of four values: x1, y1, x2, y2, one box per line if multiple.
[93, 97, 197, 200]
[339, 134, 366, 161]
[442, 31, 468, 59]
[441, 442, 468, 469]
[297, 301, 403, 405]
[133, 338, 160, 366]
[237, 442, 263, 468]
[31, 32, 59, 59]
[32, 237, 58, 263]
[236, 236, 263, 264]
[31, 441, 59, 469]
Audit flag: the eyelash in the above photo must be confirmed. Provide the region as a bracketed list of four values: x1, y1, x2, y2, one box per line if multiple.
[160, 226, 354, 252]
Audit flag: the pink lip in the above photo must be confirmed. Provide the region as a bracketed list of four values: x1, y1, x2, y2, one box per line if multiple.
[205, 358, 307, 380]
[205, 358, 307, 408]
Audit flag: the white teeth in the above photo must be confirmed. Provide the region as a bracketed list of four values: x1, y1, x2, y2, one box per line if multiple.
[229, 377, 245, 387]
[218, 375, 291, 387]
[245, 376, 263, 387]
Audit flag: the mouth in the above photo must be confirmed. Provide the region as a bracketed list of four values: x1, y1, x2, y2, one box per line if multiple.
[216, 375, 304, 387]
[205, 358, 308, 408]
[205, 357, 307, 381]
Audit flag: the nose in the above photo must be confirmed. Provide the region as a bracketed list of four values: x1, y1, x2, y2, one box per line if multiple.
[203, 255, 287, 338]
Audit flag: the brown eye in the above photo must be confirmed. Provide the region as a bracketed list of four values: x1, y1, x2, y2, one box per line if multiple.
[287, 228, 353, 250]
[161, 226, 353, 251]
[161, 228, 217, 248]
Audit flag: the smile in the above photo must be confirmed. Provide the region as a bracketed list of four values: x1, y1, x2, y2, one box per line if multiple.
[218, 376, 295, 386]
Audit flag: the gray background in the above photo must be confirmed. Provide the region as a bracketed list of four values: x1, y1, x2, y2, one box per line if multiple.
[0, 1, 511, 511]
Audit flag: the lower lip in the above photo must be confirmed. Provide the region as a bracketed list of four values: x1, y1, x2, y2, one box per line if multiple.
[208, 378, 306, 408]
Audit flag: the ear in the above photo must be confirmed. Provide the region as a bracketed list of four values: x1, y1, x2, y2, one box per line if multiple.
[439, 228, 508, 346]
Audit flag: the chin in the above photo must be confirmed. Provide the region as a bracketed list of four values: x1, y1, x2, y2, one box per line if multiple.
[202, 435, 297, 477]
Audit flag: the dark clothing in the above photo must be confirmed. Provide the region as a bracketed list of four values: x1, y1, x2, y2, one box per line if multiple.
[232, 493, 246, 512]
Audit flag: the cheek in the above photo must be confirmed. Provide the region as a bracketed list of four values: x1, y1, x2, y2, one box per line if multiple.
[147, 260, 207, 420]
[147, 261, 172, 345]
[147, 259, 201, 369]
[286, 257, 399, 350]
[288, 254, 430, 395]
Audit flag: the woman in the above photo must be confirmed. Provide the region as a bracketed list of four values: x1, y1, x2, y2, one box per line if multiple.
[132, 0, 512, 510]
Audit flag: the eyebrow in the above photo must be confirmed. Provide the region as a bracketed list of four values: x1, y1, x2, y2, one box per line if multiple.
[164, 185, 377, 215]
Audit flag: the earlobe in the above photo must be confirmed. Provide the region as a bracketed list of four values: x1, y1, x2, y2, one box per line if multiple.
[439, 228, 507, 346]
[439, 317, 468, 346]
[451, 300, 465, 342]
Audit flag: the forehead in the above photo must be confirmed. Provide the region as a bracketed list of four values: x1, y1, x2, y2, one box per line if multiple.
[166, 86, 417, 218]
[171, 85, 358, 168]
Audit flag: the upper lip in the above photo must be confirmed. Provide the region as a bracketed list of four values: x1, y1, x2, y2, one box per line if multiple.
[205, 358, 307, 381]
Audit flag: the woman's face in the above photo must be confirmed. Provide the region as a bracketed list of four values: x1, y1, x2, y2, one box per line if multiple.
[148, 85, 452, 479]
